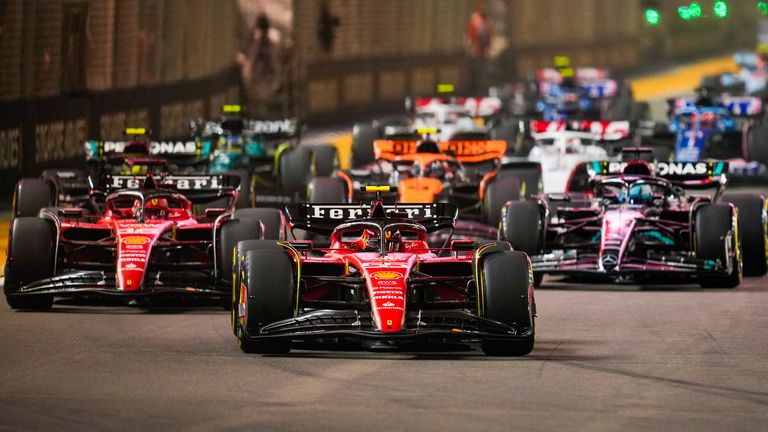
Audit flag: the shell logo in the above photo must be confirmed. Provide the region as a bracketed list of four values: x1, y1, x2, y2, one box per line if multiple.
[370, 271, 402, 280]
[123, 236, 149, 245]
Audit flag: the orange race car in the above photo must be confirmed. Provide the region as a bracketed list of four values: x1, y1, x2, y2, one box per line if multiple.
[307, 128, 542, 239]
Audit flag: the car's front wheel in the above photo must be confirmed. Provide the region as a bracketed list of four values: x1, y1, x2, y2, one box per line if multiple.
[4, 217, 55, 310]
[236, 247, 296, 354]
[479, 250, 535, 356]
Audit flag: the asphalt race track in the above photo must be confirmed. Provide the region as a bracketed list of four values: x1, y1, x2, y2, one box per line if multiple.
[1, 56, 767, 431]
[0, 274, 766, 431]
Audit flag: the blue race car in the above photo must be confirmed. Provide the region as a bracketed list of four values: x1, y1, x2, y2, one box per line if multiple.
[664, 90, 768, 178]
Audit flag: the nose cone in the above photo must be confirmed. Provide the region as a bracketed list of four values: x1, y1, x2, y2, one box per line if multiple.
[366, 269, 408, 333]
[117, 234, 151, 291]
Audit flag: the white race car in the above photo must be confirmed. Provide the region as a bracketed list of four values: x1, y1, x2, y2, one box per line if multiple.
[527, 120, 630, 193]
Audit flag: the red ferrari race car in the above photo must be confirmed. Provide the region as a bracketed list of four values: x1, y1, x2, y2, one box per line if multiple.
[501, 157, 767, 288]
[231, 187, 536, 356]
[13, 127, 218, 218]
[3, 173, 286, 310]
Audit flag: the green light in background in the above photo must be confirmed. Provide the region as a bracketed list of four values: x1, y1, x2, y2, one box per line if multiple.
[713, 1, 728, 18]
[645, 8, 660, 25]
[760, 1, 768, 16]
[678, 5, 692, 20]
[689, 2, 702, 18]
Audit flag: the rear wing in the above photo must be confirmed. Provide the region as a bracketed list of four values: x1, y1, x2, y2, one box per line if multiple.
[586, 160, 729, 187]
[85, 140, 212, 161]
[286, 203, 458, 235]
[529, 120, 631, 141]
[99, 174, 242, 203]
[535, 68, 617, 98]
[246, 118, 298, 138]
[413, 96, 502, 117]
[372, 139, 506, 163]
[669, 97, 763, 117]
[536, 67, 609, 83]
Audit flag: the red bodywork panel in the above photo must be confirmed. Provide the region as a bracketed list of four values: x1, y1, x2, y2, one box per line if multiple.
[295, 234, 472, 333]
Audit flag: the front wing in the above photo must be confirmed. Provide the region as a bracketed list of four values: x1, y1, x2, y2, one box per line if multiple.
[531, 250, 725, 276]
[7, 270, 228, 299]
[241, 309, 533, 343]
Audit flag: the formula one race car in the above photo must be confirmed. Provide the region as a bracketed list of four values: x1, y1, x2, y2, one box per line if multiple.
[12, 128, 216, 218]
[501, 158, 768, 288]
[664, 90, 768, 176]
[523, 120, 642, 193]
[503, 66, 644, 122]
[312, 128, 541, 236]
[350, 95, 503, 168]
[231, 187, 536, 356]
[3, 173, 286, 309]
[190, 105, 339, 208]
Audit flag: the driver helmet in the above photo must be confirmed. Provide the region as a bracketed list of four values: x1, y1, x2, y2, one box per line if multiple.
[694, 86, 716, 107]
[385, 229, 403, 252]
[628, 183, 654, 205]
[144, 197, 170, 218]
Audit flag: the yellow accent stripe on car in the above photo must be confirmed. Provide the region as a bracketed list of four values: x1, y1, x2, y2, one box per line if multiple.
[473, 243, 495, 316]
[274, 142, 293, 173]
[278, 242, 302, 316]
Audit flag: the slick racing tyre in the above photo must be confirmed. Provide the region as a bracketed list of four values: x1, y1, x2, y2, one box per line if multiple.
[308, 177, 348, 203]
[483, 177, 521, 229]
[501, 200, 544, 287]
[218, 218, 264, 288]
[479, 251, 535, 356]
[747, 125, 768, 164]
[237, 247, 295, 354]
[279, 146, 312, 196]
[695, 203, 742, 288]
[720, 193, 768, 276]
[13, 178, 56, 218]
[496, 165, 542, 198]
[230, 240, 286, 335]
[351, 123, 379, 168]
[490, 119, 521, 156]
[234, 208, 286, 240]
[311, 144, 340, 177]
[4, 217, 55, 310]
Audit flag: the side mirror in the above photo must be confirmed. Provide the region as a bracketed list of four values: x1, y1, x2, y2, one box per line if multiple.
[288, 240, 313, 251]
[450, 240, 477, 251]
[204, 208, 227, 219]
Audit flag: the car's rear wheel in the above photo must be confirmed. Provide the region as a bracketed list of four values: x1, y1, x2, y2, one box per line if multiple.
[501, 200, 543, 287]
[747, 125, 768, 164]
[720, 193, 768, 276]
[351, 123, 379, 168]
[308, 177, 348, 203]
[237, 248, 295, 354]
[218, 218, 264, 308]
[234, 208, 286, 240]
[13, 179, 56, 218]
[496, 165, 542, 198]
[4, 217, 55, 310]
[279, 146, 312, 196]
[695, 203, 742, 288]
[311, 144, 339, 177]
[479, 251, 535, 356]
[483, 177, 521, 229]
